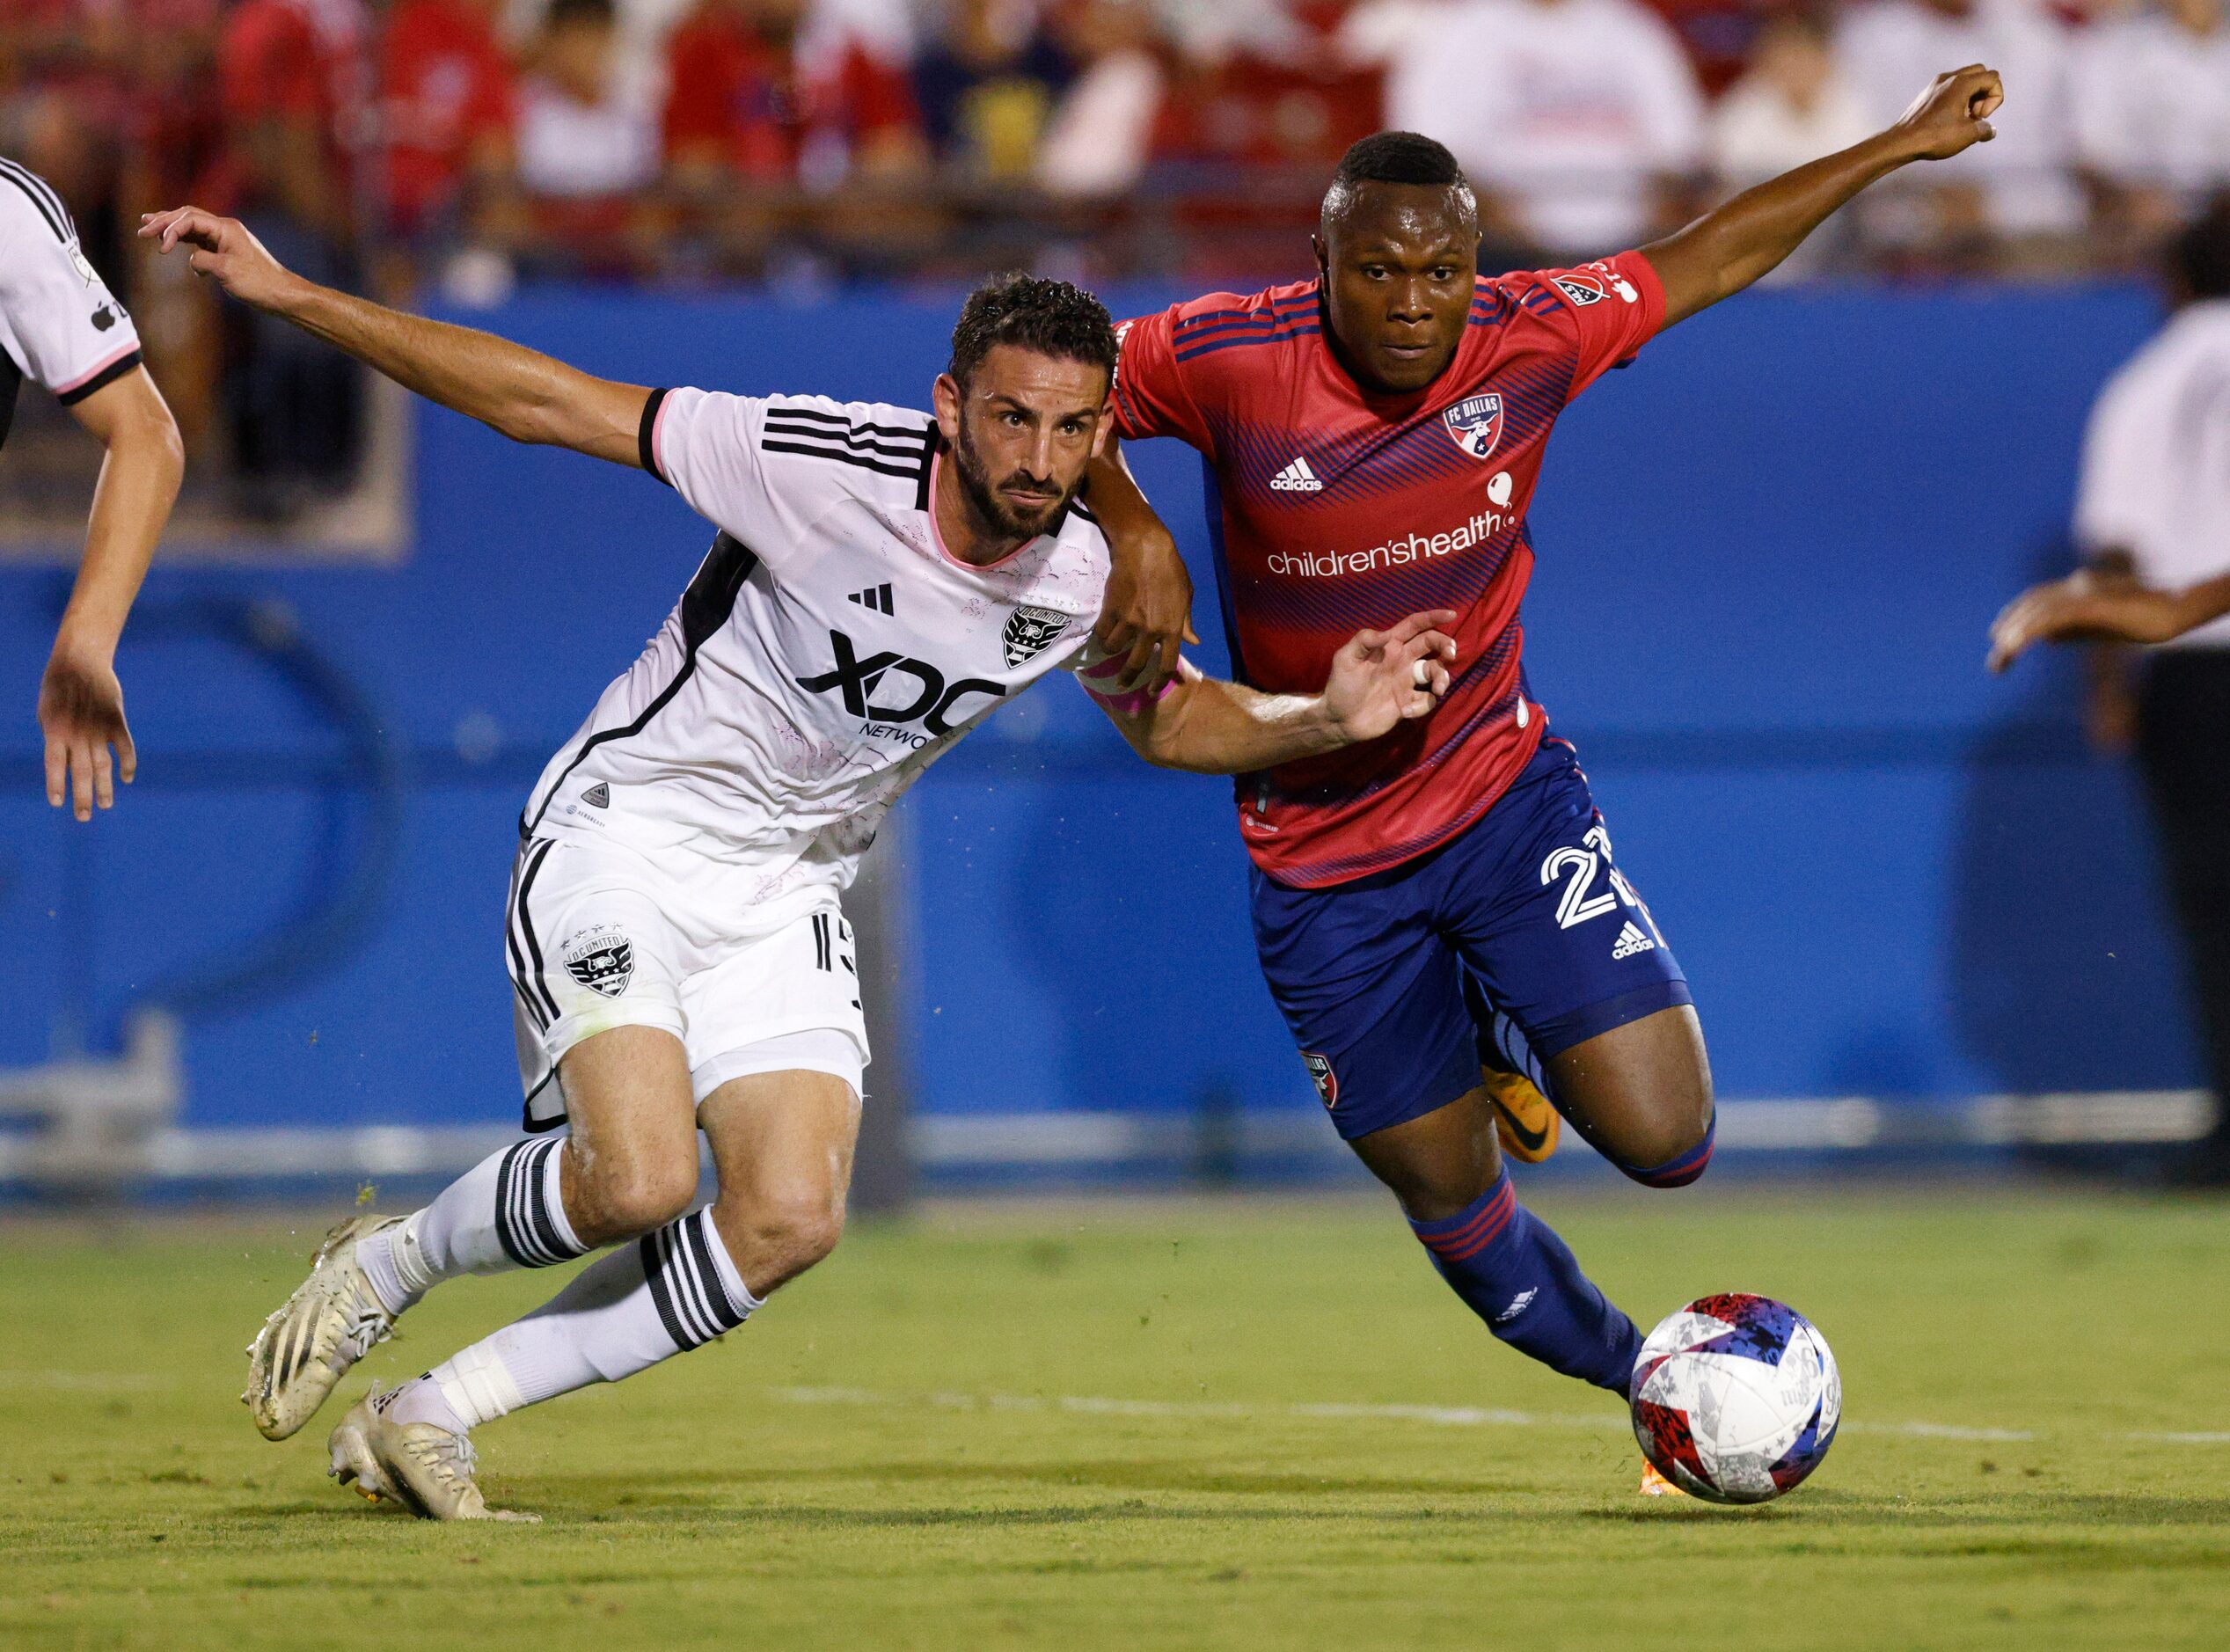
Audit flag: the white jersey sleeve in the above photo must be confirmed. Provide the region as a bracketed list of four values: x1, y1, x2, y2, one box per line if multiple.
[0, 157, 143, 407]
[2072, 358, 2164, 561]
[640, 386, 781, 546]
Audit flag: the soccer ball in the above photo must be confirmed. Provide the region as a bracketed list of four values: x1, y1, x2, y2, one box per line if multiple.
[1630, 1294, 1840, 1504]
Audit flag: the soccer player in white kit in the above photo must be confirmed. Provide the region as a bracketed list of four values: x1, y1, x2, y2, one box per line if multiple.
[3, 156, 184, 821]
[143, 204, 1459, 1520]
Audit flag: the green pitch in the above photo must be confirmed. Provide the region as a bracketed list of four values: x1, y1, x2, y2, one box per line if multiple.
[4, 1187, 2226, 1649]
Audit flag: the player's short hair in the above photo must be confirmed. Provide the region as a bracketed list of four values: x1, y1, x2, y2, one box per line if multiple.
[2171, 194, 2230, 300]
[947, 274, 1118, 395]
[1322, 132, 1478, 226]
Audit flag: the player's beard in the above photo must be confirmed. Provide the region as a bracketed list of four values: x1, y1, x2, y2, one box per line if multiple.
[952, 421, 1073, 543]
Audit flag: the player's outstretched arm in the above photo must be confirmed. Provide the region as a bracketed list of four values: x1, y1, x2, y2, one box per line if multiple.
[1642, 65, 2003, 326]
[41, 367, 184, 821]
[1086, 439, 1198, 695]
[1091, 610, 1456, 775]
[137, 207, 651, 464]
[1988, 569, 2230, 671]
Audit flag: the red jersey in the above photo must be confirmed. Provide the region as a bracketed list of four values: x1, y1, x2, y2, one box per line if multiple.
[1112, 250, 1665, 888]
[379, 0, 514, 235]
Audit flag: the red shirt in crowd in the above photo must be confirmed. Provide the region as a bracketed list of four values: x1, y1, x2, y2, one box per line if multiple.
[1111, 252, 1668, 888]
[379, 0, 514, 234]
[662, 10, 918, 183]
[215, 0, 369, 216]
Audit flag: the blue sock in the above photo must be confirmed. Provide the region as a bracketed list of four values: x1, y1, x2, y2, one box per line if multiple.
[1409, 1170, 1642, 1396]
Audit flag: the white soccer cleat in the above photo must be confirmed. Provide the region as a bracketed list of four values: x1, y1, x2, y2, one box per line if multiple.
[327, 1387, 538, 1523]
[244, 1214, 404, 1440]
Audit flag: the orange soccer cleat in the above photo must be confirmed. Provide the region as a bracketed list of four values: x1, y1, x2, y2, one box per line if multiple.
[1482, 1067, 1561, 1163]
[1638, 1462, 1689, 1498]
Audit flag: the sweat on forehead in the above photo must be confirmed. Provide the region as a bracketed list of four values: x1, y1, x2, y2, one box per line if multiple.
[1320, 182, 1481, 249]
[1320, 130, 1480, 233]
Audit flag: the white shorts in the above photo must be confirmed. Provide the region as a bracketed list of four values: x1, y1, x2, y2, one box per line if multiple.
[506, 833, 869, 1131]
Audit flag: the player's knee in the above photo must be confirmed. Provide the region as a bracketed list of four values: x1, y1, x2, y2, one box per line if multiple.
[580, 1156, 698, 1240]
[1613, 1093, 1715, 1189]
[732, 1192, 846, 1290]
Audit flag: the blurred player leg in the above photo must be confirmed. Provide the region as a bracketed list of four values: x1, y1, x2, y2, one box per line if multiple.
[1349, 1090, 1643, 1395]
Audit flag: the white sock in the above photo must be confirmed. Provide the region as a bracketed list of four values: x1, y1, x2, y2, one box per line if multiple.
[358, 1137, 587, 1316]
[403, 1207, 762, 1432]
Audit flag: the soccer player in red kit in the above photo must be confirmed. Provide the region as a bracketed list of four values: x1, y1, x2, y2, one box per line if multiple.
[1087, 66, 2007, 1466]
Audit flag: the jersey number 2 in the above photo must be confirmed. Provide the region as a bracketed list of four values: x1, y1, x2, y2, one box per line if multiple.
[1540, 825, 1641, 930]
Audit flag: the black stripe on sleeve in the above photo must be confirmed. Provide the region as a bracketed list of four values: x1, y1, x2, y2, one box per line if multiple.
[639, 387, 670, 483]
[763, 405, 931, 442]
[55, 349, 142, 406]
[0, 159, 67, 242]
[758, 441, 922, 481]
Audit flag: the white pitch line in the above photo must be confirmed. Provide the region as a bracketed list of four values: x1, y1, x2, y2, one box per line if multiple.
[769, 1385, 2069, 1444]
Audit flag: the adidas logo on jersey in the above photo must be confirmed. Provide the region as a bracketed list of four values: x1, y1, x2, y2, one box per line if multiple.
[1612, 921, 1656, 960]
[847, 583, 895, 616]
[1269, 456, 1323, 493]
[581, 782, 610, 808]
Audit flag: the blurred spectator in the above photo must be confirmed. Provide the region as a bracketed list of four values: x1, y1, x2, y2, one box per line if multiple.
[1386, 0, 1706, 257]
[1710, 11, 1874, 187]
[662, 0, 923, 194]
[215, 0, 372, 512]
[1837, 0, 2079, 252]
[378, 0, 517, 252]
[515, 0, 662, 272]
[2070, 0, 2230, 239]
[1645, 0, 1781, 98]
[2073, 198, 2230, 1186]
[912, 0, 1074, 180]
[1035, 0, 1164, 199]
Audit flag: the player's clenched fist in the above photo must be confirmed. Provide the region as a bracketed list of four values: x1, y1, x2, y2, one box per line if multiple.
[1323, 610, 1459, 742]
[1894, 64, 2005, 160]
[137, 208, 300, 311]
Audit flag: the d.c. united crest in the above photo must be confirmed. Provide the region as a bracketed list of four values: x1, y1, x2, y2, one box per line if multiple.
[1003, 603, 1071, 668]
[1442, 393, 1504, 461]
[562, 925, 634, 998]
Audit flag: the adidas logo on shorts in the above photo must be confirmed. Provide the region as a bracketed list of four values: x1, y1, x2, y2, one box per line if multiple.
[1269, 456, 1323, 493]
[1612, 921, 1656, 960]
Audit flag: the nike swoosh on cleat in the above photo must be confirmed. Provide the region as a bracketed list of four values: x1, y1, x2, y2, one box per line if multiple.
[1491, 1096, 1551, 1154]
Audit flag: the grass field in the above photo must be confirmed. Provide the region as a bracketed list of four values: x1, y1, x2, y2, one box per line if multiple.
[4, 1185, 2227, 1649]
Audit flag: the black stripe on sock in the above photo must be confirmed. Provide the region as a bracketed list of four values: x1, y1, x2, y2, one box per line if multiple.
[642, 1232, 693, 1351]
[664, 1225, 721, 1348]
[523, 1139, 581, 1261]
[493, 1142, 537, 1268]
[683, 1210, 745, 1334]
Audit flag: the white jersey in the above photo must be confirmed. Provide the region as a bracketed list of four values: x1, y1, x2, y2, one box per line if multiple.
[521, 387, 1118, 905]
[2073, 299, 2230, 651]
[0, 156, 143, 446]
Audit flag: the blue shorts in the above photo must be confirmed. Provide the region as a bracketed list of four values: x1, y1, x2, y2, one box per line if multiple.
[1250, 735, 1692, 1141]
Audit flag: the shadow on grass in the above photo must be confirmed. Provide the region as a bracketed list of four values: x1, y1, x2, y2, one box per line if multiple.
[1586, 1487, 2230, 1532]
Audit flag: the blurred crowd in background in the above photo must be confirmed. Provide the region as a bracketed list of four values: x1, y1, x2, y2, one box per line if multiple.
[5, 0, 2229, 517]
